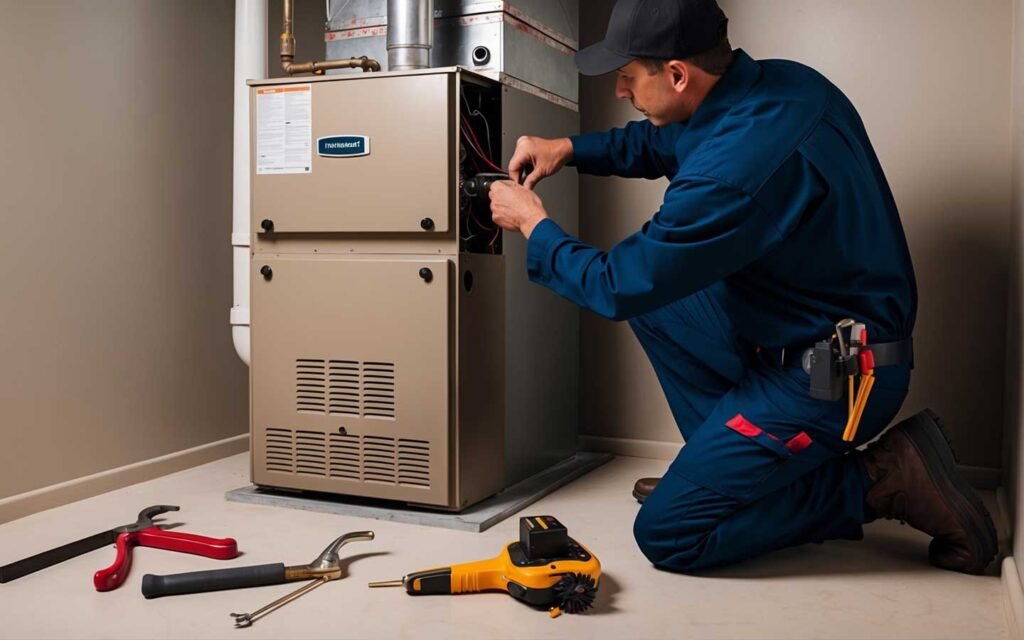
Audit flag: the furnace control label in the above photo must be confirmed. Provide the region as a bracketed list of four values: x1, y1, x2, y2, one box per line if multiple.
[256, 85, 312, 175]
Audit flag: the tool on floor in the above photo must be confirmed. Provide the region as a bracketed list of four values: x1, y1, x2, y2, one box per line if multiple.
[141, 530, 374, 628]
[0, 505, 236, 586]
[93, 506, 238, 591]
[368, 516, 600, 617]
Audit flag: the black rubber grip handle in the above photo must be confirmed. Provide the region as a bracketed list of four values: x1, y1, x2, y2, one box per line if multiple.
[141, 563, 287, 599]
[1, 530, 116, 583]
[406, 568, 452, 595]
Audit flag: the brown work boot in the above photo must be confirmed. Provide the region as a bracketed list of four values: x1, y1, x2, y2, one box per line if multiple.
[633, 477, 660, 504]
[861, 409, 997, 574]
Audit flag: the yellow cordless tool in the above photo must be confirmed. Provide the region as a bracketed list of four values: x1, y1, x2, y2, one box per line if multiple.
[369, 516, 600, 617]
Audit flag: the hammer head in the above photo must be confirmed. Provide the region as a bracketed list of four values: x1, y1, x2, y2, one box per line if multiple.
[117, 505, 180, 532]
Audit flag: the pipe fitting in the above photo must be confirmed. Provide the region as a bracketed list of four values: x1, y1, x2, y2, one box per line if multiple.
[280, 0, 380, 76]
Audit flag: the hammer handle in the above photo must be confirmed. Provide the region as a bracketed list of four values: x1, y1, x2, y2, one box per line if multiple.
[142, 563, 287, 599]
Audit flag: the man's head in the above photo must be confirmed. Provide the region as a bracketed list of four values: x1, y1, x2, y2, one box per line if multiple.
[576, 0, 734, 125]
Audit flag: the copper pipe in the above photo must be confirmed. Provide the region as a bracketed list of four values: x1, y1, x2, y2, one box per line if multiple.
[279, 0, 381, 76]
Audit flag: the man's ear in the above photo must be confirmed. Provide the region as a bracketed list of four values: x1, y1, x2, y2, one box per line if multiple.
[666, 60, 688, 93]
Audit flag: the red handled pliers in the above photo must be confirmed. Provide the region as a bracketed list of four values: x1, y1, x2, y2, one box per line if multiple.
[92, 505, 237, 591]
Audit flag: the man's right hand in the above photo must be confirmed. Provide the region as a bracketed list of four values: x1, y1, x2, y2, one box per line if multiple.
[508, 136, 574, 190]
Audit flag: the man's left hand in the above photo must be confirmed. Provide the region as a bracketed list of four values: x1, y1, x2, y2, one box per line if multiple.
[489, 180, 549, 239]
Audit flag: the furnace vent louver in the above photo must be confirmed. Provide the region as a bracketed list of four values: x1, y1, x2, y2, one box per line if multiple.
[296, 360, 327, 413]
[329, 433, 361, 480]
[362, 362, 396, 419]
[397, 439, 430, 487]
[266, 428, 295, 473]
[264, 428, 430, 489]
[295, 430, 327, 476]
[363, 435, 397, 484]
[297, 359, 396, 419]
[329, 360, 361, 416]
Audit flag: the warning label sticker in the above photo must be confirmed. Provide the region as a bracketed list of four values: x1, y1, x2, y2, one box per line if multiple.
[256, 85, 312, 175]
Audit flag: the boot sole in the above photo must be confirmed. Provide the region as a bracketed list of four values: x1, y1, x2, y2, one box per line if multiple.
[632, 490, 647, 504]
[902, 409, 998, 574]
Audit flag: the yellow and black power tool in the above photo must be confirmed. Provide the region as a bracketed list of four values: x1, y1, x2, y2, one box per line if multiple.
[369, 516, 600, 617]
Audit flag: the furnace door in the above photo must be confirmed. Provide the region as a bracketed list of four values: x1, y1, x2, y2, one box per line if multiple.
[251, 256, 452, 506]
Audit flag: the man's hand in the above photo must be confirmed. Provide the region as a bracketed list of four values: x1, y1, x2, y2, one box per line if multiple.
[489, 180, 549, 239]
[508, 136, 574, 190]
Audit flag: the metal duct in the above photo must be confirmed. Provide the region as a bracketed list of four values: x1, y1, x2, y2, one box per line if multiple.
[387, 0, 433, 70]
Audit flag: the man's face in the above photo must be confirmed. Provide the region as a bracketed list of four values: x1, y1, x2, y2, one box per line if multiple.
[614, 60, 688, 126]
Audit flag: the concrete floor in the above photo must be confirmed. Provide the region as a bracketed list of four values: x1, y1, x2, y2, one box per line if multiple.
[0, 454, 1010, 640]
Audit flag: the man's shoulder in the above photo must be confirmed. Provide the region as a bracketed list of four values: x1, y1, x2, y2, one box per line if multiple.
[679, 59, 835, 195]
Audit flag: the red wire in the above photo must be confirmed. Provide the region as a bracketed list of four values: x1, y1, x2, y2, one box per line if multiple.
[460, 114, 504, 251]
[461, 115, 506, 174]
[460, 114, 490, 159]
[461, 128, 505, 174]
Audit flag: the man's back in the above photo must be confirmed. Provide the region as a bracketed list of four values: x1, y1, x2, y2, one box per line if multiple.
[679, 51, 919, 346]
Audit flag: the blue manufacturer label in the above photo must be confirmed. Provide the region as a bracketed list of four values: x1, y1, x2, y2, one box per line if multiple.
[317, 135, 370, 158]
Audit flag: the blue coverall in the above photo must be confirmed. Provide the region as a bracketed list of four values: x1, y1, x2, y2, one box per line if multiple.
[526, 50, 918, 571]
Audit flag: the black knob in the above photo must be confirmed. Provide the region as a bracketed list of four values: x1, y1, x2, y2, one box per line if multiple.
[260, 265, 273, 280]
[420, 217, 435, 231]
[260, 219, 274, 232]
[419, 268, 433, 283]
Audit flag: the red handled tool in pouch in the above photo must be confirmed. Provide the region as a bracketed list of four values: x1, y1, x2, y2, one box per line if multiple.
[93, 507, 238, 591]
[804, 320, 877, 442]
[843, 323, 876, 442]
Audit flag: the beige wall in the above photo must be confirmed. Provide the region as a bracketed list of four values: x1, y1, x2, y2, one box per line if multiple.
[579, 0, 1014, 470]
[1009, 0, 1024, 583]
[0, 1, 248, 500]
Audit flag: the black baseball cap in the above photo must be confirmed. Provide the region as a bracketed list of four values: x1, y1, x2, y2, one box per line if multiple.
[576, 0, 729, 76]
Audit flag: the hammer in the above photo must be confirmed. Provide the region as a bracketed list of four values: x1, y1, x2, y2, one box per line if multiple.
[142, 531, 374, 627]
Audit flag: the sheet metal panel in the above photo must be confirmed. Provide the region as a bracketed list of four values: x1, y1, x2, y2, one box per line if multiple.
[327, 0, 579, 47]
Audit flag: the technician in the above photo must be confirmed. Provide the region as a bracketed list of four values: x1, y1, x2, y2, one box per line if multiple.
[488, 0, 996, 574]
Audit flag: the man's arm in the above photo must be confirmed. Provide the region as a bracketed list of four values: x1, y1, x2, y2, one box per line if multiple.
[524, 172, 805, 321]
[569, 120, 685, 180]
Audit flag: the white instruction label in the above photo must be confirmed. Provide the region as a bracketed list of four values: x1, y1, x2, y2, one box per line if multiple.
[256, 85, 312, 175]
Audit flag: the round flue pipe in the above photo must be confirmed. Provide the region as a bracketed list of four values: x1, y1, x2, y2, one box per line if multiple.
[387, 0, 433, 71]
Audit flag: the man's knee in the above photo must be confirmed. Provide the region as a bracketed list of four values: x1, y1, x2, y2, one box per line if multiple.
[633, 498, 706, 571]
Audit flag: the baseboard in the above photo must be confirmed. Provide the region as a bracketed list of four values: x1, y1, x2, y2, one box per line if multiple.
[580, 434, 682, 460]
[1003, 557, 1024, 639]
[580, 434, 1003, 489]
[0, 434, 250, 525]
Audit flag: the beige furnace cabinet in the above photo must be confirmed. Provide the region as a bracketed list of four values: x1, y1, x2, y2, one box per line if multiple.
[248, 68, 579, 510]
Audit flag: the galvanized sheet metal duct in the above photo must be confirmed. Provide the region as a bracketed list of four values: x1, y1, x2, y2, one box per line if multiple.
[387, 0, 434, 70]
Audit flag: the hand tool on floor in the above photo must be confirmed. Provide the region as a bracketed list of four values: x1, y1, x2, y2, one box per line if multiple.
[0, 505, 236, 586]
[93, 507, 238, 591]
[369, 516, 600, 618]
[141, 530, 374, 628]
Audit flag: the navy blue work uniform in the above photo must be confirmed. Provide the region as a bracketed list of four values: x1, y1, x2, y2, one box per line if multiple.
[526, 50, 918, 571]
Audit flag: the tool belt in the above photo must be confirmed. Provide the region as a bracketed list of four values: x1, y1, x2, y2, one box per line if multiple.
[760, 320, 913, 442]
